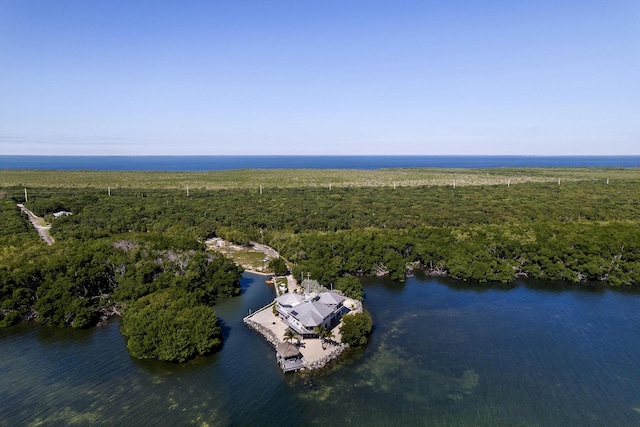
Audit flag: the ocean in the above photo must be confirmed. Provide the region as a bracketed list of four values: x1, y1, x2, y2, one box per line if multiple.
[1, 155, 639, 171]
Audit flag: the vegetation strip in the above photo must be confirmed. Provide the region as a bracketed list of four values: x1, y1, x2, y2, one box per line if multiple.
[1, 167, 638, 189]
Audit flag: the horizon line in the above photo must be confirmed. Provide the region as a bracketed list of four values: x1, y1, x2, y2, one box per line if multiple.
[2, 154, 640, 158]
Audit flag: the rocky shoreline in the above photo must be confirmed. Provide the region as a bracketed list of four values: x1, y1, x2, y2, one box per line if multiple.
[243, 315, 349, 371]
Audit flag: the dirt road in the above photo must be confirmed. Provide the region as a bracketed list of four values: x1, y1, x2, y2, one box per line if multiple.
[17, 204, 54, 245]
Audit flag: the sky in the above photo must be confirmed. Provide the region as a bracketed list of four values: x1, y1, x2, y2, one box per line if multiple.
[0, 0, 639, 156]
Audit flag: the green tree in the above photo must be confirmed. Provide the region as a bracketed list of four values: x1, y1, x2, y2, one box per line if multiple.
[334, 276, 363, 300]
[35, 277, 95, 328]
[313, 325, 334, 346]
[268, 257, 288, 276]
[283, 328, 299, 343]
[340, 312, 373, 347]
[121, 288, 222, 362]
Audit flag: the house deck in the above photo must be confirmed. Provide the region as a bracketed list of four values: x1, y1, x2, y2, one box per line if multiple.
[278, 355, 305, 372]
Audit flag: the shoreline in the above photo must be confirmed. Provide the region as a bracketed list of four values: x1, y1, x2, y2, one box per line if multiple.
[243, 270, 272, 276]
[243, 312, 348, 372]
[243, 272, 363, 373]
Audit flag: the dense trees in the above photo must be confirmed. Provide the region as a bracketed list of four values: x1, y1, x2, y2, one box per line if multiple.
[0, 235, 243, 330]
[2, 175, 640, 343]
[4, 180, 640, 289]
[0, 198, 38, 248]
[275, 222, 640, 284]
[340, 312, 373, 347]
[268, 257, 288, 276]
[0, 199, 243, 360]
[112, 244, 242, 305]
[334, 276, 364, 301]
[8, 181, 640, 246]
[121, 288, 222, 362]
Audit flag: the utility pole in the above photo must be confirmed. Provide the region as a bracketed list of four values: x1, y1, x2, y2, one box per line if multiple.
[24, 188, 28, 202]
[108, 186, 111, 196]
[260, 184, 263, 195]
[187, 185, 189, 197]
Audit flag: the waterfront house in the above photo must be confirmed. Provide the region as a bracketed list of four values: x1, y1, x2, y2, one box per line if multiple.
[275, 291, 347, 338]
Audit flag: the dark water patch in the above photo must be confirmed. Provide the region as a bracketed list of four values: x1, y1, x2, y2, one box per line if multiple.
[217, 317, 232, 342]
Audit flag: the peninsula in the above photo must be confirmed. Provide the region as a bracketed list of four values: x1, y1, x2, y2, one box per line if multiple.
[206, 237, 367, 371]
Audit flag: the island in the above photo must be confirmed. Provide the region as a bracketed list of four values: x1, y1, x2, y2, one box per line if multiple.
[206, 237, 370, 371]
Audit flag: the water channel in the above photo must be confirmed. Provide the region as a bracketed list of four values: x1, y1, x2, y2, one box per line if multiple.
[2, 272, 640, 426]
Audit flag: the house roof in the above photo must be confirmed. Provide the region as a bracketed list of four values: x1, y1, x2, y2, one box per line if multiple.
[290, 301, 334, 328]
[317, 292, 344, 306]
[276, 293, 304, 307]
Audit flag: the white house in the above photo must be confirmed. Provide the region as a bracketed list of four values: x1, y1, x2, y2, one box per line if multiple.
[275, 291, 347, 338]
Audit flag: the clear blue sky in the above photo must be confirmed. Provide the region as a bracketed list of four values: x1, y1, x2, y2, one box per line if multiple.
[1, 0, 638, 155]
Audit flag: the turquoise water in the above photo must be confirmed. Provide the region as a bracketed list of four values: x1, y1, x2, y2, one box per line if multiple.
[2, 273, 640, 426]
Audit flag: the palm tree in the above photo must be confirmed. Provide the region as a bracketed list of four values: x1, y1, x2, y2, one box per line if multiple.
[283, 328, 298, 343]
[314, 325, 335, 349]
[313, 325, 325, 340]
[324, 328, 334, 343]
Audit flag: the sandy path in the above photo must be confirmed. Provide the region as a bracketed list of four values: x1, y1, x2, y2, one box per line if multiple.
[17, 204, 54, 245]
[249, 241, 279, 259]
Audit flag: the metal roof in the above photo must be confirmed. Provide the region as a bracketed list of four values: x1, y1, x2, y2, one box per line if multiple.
[291, 301, 334, 328]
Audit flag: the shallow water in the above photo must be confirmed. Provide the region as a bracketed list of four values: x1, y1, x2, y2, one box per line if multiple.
[2, 273, 640, 426]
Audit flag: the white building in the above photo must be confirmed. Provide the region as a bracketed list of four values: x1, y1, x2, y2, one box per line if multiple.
[275, 291, 347, 338]
[52, 211, 72, 218]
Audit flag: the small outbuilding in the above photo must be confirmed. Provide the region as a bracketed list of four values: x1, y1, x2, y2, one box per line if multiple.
[276, 342, 304, 372]
[52, 211, 72, 218]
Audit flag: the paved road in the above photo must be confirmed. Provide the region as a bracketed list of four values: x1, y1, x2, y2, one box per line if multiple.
[17, 204, 54, 245]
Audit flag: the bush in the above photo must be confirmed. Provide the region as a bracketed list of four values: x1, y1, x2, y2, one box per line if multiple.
[268, 257, 288, 276]
[340, 312, 373, 347]
[120, 288, 222, 362]
[0, 311, 21, 327]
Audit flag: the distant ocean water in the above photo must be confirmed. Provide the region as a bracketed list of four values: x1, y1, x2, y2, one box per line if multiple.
[1, 155, 639, 171]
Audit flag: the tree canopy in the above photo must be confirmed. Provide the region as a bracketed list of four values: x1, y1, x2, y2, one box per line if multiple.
[340, 312, 373, 347]
[268, 257, 288, 276]
[121, 288, 222, 362]
[2, 173, 640, 343]
[334, 276, 364, 301]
